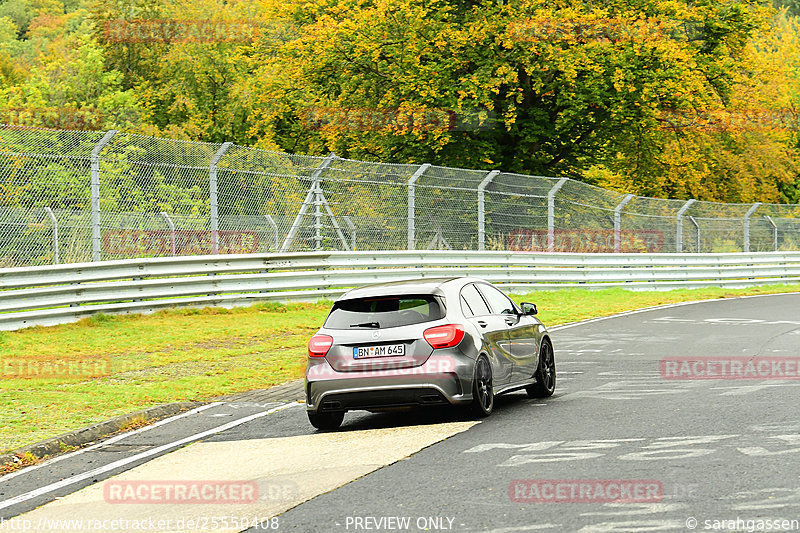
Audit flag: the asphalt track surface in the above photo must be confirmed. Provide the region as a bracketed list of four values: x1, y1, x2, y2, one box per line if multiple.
[2, 293, 800, 532]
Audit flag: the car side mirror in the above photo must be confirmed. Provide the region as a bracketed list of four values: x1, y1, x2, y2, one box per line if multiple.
[521, 302, 537, 316]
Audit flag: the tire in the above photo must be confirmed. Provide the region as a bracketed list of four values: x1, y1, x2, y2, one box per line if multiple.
[469, 356, 494, 418]
[307, 410, 344, 430]
[526, 338, 556, 398]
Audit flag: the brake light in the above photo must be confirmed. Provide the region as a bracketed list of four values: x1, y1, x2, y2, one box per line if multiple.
[308, 334, 333, 357]
[424, 324, 465, 349]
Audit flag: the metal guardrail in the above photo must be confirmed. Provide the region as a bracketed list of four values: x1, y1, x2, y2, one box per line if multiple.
[2, 251, 800, 331]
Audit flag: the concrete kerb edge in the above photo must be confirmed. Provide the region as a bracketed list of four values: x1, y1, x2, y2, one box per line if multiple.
[0, 401, 201, 469]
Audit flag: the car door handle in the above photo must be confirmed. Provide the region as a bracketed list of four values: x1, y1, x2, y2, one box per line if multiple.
[477, 320, 488, 328]
[504, 317, 517, 325]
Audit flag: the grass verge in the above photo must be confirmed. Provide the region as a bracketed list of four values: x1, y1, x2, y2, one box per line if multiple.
[1, 284, 799, 453]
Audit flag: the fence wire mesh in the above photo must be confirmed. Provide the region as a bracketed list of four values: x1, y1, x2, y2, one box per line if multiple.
[1, 124, 799, 266]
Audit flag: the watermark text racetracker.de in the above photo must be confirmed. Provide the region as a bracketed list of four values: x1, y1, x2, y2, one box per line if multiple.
[102, 19, 260, 43]
[507, 16, 704, 44]
[299, 106, 496, 133]
[1, 356, 113, 379]
[659, 107, 800, 133]
[509, 479, 663, 503]
[104, 480, 257, 504]
[103, 479, 297, 504]
[307, 356, 459, 380]
[0, 107, 139, 130]
[660, 357, 800, 380]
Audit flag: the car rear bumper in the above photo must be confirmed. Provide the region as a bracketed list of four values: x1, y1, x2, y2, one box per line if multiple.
[305, 354, 472, 413]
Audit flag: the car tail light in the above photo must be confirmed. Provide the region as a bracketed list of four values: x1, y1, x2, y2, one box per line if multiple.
[424, 324, 465, 349]
[308, 334, 333, 357]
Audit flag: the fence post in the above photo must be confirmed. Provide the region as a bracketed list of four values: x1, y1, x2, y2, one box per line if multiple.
[478, 170, 500, 251]
[160, 212, 176, 256]
[44, 207, 59, 264]
[613, 194, 634, 253]
[547, 178, 568, 252]
[344, 216, 356, 250]
[688, 215, 700, 252]
[265, 215, 279, 251]
[743, 202, 761, 252]
[281, 153, 337, 252]
[676, 199, 696, 253]
[407, 163, 430, 250]
[209, 142, 233, 255]
[764, 215, 778, 251]
[90, 130, 117, 262]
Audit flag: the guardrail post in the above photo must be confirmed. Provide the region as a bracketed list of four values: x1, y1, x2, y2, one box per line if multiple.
[744, 202, 761, 252]
[90, 130, 117, 262]
[688, 215, 700, 252]
[160, 212, 176, 256]
[265, 215, 279, 251]
[547, 178, 568, 252]
[281, 153, 337, 252]
[209, 142, 233, 255]
[407, 163, 430, 250]
[676, 199, 696, 252]
[44, 207, 59, 264]
[344, 216, 356, 250]
[613, 194, 634, 253]
[478, 170, 500, 251]
[764, 215, 778, 251]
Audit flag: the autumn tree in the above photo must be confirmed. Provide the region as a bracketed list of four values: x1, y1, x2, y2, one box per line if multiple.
[91, 0, 275, 142]
[594, 10, 800, 202]
[240, 0, 770, 181]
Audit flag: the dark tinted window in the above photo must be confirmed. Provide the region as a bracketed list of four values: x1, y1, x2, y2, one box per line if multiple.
[324, 295, 445, 329]
[477, 284, 517, 315]
[460, 284, 491, 316]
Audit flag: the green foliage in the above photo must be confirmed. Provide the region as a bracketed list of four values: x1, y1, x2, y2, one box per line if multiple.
[0, 0, 32, 38]
[0, 0, 798, 204]
[775, 0, 800, 17]
[87, 312, 115, 325]
[254, 301, 288, 313]
[90, 0, 262, 142]
[244, 0, 767, 173]
[232, 0, 800, 204]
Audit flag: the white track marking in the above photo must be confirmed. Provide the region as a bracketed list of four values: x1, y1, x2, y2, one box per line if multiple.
[11, 421, 478, 532]
[0, 403, 300, 511]
[0, 402, 226, 484]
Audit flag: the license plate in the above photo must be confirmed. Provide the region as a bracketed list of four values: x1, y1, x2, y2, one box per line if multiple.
[353, 344, 406, 359]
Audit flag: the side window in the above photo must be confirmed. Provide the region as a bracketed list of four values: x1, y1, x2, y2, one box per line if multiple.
[460, 284, 491, 316]
[477, 284, 517, 315]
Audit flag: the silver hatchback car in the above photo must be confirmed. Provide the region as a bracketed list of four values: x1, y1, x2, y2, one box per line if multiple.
[305, 277, 555, 430]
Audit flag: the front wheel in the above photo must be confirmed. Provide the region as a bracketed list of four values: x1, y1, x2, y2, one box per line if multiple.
[469, 356, 494, 418]
[307, 410, 344, 430]
[526, 338, 556, 398]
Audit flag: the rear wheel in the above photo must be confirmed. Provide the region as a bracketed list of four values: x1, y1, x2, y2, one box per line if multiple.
[469, 356, 494, 417]
[307, 410, 344, 430]
[526, 338, 556, 398]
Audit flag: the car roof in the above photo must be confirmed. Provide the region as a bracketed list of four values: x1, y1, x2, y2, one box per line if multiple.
[337, 277, 485, 300]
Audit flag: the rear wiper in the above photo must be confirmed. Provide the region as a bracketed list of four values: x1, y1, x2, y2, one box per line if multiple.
[350, 322, 380, 328]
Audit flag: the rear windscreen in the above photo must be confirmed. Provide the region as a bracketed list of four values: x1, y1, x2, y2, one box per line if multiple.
[324, 295, 445, 329]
